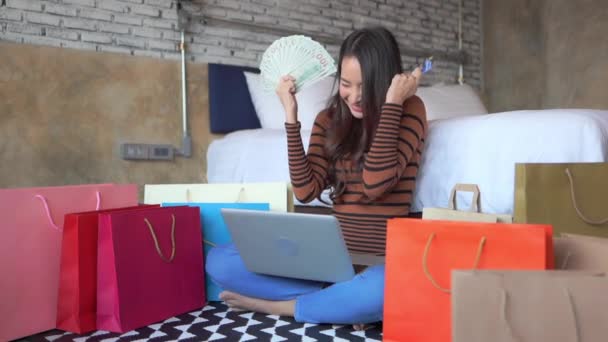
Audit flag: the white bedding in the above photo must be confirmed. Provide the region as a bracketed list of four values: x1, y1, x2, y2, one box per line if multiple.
[207, 109, 608, 214]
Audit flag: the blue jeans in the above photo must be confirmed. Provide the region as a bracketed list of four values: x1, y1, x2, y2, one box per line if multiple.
[206, 243, 384, 324]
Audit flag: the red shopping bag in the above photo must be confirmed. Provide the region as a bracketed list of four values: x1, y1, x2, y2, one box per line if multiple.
[0, 184, 138, 342]
[97, 205, 205, 332]
[56, 204, 159, 333]
[383, 219, 551, 342]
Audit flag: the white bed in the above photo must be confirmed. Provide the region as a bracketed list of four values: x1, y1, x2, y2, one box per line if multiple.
[207, 109, 608, 214]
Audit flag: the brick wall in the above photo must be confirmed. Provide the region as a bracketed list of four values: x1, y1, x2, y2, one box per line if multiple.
[0, 0, 481, 86]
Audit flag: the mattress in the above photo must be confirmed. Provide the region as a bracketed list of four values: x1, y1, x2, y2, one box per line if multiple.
[207, 109, 608, 213]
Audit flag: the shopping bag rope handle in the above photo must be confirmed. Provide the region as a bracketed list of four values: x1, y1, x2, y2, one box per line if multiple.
[500, 286, 579, 342]
[35, 191, 101, 230]
[422, 233, 487, 293]
[144, 214, 176, 262]
[565, 168, 608, 225]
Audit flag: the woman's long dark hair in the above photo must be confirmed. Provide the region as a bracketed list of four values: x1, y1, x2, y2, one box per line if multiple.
[325, 26, 403, 202]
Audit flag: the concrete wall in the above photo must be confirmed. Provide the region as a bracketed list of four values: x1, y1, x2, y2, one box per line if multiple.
[1, 0, 482, 87]
[483, 0, 608, 112]
[0, 42, 214, 197]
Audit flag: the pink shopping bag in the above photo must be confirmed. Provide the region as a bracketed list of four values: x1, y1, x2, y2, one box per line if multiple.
[97, 205, 205, 333]
[57, 204, 159, 334]
[0, 184, 138, 342]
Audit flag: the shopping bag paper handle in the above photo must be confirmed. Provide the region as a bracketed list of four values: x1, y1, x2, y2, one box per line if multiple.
[448, 183, 481, 212]
[35, 191, 101, 230]
[422, 232, 486, 293]
[565, 168, 608, 225]
[144, 214, 176, 262]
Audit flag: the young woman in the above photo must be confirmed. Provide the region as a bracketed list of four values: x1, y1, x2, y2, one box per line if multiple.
[206, 26, 427, 328]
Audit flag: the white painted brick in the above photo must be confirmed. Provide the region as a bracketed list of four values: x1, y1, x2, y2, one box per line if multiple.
[276, 18, 301, 30]
[61, 40, 98, 51]
[328, 1, 350, 11]
[62, 0, 96, 7]
[322, 26, 343, 36]
[26, 13, 61, 26]
[161, 30, 181, 40]
[309, 16, 332, 26]
[79, 9, 113, 22]
[6, 0, 42, 11]
[22, 35, 63, 47]
[265, 7, 289, 17]
[0, 32, 25, 43]
[161, 9, 178, 20]
[0, 8, 23, 21]
[298, 4, 322, 15]
[7, 22, 43, 35]
[131, 5, 161, 17]
[125, 0, 145, 4]
[240, 3, 266, 14]
[63, 18, 97, 31]
[192, 35, 221, 46]
[133, 49, 163, 58]
[99, 45, 133, 55]
[216, 0, 241, 10]
[116, 36, 145, 48]
[47, 28, 79, 40]
[205, 8, 228, 18]
[226, 11, 253, 22]
[288, 11, 310, 21]
[145, 0, 173, 8]
[133, 26, 162, 38]
[143, 18, 174, 29]
[44, 4, 78, 17]
[97, 0, 130, 14]
[114, 14, 143, 26]
[81, 32, 113, 43]
[253, 16, 279, 26]
[332, 19, 353, 29]
[99, 22, 131, 34]
[148, 39, 176, 51]
[308, 0, 331, 7]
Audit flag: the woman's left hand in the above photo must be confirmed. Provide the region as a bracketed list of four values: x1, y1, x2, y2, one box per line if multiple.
[385, 67, 422, 104]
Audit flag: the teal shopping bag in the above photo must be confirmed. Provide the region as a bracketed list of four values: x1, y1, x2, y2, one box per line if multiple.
[162, 202, 269, 301]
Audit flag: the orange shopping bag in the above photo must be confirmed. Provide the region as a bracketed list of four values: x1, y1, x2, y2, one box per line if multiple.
[383, 219, 551, 342]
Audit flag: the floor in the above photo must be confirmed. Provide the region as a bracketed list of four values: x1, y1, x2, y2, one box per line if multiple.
[24, 302, 383, 341]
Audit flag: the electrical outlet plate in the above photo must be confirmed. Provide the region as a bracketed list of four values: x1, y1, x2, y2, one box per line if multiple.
[120, 143, 175, 160]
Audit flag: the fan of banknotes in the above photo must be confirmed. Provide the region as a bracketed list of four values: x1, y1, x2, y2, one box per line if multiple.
[260, 35, 337, 93]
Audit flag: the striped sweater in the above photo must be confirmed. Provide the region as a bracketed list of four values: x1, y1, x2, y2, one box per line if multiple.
[285, 96, 427, 255]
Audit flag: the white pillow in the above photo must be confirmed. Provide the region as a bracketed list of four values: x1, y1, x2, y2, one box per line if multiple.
[415, 83, 488, 121]
[244, 71, 337, 130]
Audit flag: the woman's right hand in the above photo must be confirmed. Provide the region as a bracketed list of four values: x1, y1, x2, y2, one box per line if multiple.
[276, 75, 298, 124]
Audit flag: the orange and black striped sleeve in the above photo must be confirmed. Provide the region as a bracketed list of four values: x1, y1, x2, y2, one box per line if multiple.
[362, 95, 427, 199]
[284, 111, 330, 203]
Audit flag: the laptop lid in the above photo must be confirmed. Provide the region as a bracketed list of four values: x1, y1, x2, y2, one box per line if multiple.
[220, 208, 356, 283]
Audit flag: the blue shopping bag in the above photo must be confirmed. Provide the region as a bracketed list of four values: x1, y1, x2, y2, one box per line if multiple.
[162, 202, 269, 301]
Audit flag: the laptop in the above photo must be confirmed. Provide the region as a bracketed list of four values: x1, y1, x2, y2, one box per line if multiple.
[220, 208, 384, 283]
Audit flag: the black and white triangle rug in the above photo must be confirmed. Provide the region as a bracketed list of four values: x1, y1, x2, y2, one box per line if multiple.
[29, 302, 382, 341]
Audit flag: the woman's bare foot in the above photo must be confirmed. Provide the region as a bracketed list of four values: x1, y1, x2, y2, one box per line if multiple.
[352, 323, 368, 331]
[219, 290, 296, 317]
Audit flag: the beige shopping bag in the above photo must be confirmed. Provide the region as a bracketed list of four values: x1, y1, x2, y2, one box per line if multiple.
[554, 233, 608, 272]
[143, 182, 294, 212]
[514, 162, 608, 237]
[422, 183, 512, 223]
[452, 270, 608, 342]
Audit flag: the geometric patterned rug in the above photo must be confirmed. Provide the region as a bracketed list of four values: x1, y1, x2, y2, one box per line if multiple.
[26, 302, 383, 341]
